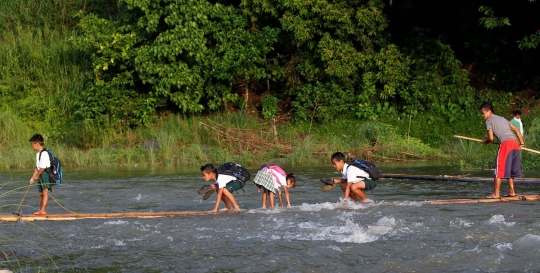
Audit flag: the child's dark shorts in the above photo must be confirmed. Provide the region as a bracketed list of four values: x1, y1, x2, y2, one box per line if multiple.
[225, 180, 246, 193]
[364, 179, 377, 190]
[37, 172, 52, 193]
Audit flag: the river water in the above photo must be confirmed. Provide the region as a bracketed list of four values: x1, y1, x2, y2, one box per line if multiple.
[1, 161, 540, 272]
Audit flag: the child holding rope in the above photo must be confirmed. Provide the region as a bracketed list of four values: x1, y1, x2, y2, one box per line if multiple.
[29, 134, 51, 215]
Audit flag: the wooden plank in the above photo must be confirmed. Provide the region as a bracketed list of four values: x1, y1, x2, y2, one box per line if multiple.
[425, 194, 540, 204]
[381, 174, 540, 184]
[0, 211, 210, 222]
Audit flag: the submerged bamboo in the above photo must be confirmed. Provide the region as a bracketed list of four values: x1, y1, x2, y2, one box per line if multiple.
[424, 194, 540, 204]
[381, 174, 540, 184]
[0, 211, 210, 222]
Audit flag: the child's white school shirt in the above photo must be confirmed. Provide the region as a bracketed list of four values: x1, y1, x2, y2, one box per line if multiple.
[341, 163, 370, 183]
[216, 174, 237, 188]
[35, 150, 51, 170]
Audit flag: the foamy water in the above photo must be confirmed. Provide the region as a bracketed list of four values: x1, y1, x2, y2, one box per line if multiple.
[1, 163, 540, 272]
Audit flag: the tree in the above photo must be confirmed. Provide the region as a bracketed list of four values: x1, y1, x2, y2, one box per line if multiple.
[71, 0, 279, 124]
[242, 0, 409, 121]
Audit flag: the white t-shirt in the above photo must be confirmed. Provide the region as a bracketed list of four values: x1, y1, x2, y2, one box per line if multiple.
[36, 150, 51, 170]
[341, 163, 370, 183]
[216, 174, 237, 188]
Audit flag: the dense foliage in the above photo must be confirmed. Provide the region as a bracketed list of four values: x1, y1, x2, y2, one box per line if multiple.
[1, 0, 539, 159]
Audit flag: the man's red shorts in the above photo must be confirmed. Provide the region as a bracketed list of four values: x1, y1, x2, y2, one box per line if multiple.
[494, 139, 521, 179]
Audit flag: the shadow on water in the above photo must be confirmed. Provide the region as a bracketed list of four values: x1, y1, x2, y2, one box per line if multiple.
[1, 161, 540, 272]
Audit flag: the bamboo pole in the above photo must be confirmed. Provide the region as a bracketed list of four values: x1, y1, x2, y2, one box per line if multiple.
[424, 194, 539, 204]
[453, 135, 540, 154]
[319, 174, 540, 184]
[0, 211, 211, 222]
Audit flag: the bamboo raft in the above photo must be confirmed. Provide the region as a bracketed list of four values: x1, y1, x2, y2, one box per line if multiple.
[424, 194, 540, 204]
[2, 194, 539, 222]
[0, 211, 210, 222]
[381, 174, 540, 184]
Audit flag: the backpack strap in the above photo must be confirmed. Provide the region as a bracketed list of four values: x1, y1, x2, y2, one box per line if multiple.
[38, 148, 52, 173]
[38, 148, 47, 161]
[347, 164, 370, 179]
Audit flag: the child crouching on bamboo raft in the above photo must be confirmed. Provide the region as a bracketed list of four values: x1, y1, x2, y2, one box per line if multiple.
[331, 152, 376, 203]
[200, 164, 244, 212]
[252, 165, 296, 208]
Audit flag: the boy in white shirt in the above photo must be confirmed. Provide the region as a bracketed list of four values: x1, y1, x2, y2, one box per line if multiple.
[29, 134, 51, 215]
[330, 152, 376, 203]
[200, 164, 244, 212]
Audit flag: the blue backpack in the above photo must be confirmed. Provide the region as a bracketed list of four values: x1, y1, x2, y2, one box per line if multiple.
[39, 149, 63, 185]
[348, 159, 381, 181]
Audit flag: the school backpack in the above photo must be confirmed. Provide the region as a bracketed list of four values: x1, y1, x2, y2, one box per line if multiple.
[217, 162, 251, 181]
[347, 159, 381, 181]
[39, 149, 63, 185]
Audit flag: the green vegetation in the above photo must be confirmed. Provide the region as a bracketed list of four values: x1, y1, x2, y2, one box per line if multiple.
[0, 111, 447, 168]
[1, 0, 540, 170]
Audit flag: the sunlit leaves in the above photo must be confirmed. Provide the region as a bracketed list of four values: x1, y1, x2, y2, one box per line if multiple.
[518, 32, 540, 49]
[478, 6, 511, 29]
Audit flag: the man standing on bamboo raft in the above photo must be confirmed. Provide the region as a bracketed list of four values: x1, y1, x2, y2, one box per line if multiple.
[480, 102, 525, 199]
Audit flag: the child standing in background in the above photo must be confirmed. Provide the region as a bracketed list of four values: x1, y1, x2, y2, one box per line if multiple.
[253, 165, 295, 208]
[509, 109, 524, 136]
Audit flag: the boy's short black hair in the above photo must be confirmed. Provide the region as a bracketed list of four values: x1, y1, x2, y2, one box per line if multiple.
[480, 102, 494, 114]
[514, 109, 522, 116]
[29, 134, 44, 145]
[200, 164, 217, 175]
[331, 152, 346, 162]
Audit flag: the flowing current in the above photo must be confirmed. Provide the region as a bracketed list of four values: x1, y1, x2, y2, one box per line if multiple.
[1, 161, 540, 272]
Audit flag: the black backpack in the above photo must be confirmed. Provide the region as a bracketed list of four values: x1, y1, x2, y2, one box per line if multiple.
[39, 148, 63, 185]
[347, 159, 381, 181]
[217, 162, 251, 181]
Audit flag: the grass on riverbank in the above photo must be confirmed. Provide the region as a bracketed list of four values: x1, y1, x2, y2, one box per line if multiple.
[0, 111, 448, 169]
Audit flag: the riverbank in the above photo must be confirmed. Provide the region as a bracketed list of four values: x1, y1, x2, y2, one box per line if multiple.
[0, 111, 449, 169]
[5, 109, 540, 170]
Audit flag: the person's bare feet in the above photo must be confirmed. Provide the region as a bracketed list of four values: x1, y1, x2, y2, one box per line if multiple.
[33, 211, 47, 216]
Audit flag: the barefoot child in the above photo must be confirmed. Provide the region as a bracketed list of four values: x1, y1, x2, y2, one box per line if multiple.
[29, 134, 51, 215]
[253, 165, 296, 208]
[330, 152, 376, 203]
[200, 164, 244, 212]
[480, 102, 525, 198]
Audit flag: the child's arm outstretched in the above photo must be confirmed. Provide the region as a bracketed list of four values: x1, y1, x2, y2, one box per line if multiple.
[283, 187, 291, 207]
[277, 190, 284, 207]
[343, 182, 352, 202]
[210, 188, 224, 212]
